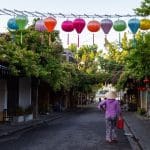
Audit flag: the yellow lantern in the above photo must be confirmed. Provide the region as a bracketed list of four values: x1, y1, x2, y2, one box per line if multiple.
[140, 19, 150, 30]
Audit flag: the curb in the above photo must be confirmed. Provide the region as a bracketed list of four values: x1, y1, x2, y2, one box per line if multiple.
[124, 118, 143, 150]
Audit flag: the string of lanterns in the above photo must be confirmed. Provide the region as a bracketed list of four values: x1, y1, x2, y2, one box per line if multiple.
[3, 9, 150, 46]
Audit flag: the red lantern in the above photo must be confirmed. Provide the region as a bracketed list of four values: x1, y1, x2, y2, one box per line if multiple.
[73, 18, 86, 47]
[44, 17, 57, 45]
[61, 20, 74, 45]
[87, 20, 100, 45]
[44, 17, 57, 32]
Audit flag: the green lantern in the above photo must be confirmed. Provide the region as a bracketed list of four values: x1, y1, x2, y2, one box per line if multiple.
[113, 20, 126, 46]
[15, 15, 28, 44]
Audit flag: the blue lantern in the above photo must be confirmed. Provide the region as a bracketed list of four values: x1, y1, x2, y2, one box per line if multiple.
[7, 18, 18, 31]
[128, 18, 140, 34]
[128, 18, 140, 48]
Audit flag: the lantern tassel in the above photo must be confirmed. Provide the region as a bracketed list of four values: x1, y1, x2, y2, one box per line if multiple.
[132, 34, 136, 48]
[78, 34, 80, 47]
[40, 33, 44, 44]
[67, 33, 69, 45]
[118, 32, 121, 48]
[20, 31, 23, 44]
[49, 33, 51, 46]
[93, 33, 95, 45]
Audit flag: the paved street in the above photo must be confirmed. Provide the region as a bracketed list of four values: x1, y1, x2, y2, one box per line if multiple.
[0, 107, 131, 150]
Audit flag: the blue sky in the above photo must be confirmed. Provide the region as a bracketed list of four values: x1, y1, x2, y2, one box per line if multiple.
[0, 0, 142, 49]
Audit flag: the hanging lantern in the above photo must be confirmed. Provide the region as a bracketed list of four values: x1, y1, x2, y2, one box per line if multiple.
[44, 17, 57, 45]
[15, 15, 28, 30]
[7, 18, 18, 42]
[35, 19, 47, 32]
[87, 20, 100, 45]
[35, 19, 47, 44]
[61, 20, 74, 45]
[15, 15, 28, 44]
[128, 18, 140, 47]
[44, 17, 57, 32]
[128, 18, 140, 34]
[113, 20, 127, 46]
[140, 19, 150, 30]
[7, 18, 18, 31]
[101, 19, 113, 34]
[101, 19, 113, 47]
[73, 18, 86, 47]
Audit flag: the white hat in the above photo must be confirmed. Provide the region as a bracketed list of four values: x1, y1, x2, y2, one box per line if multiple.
[105, 91, 117, 99]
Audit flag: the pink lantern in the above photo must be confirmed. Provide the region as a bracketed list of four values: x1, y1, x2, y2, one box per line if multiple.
[35, 19, 47, 32]
[61, 20, 74, 45]
[73, 18, 86, 47]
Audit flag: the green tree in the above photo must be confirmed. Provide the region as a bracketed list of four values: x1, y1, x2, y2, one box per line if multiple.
[134, 0, 150, 16]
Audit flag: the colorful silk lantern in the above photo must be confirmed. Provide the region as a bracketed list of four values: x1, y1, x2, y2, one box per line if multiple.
[73, 18, 86, 47]
[61, 20, 74, 45]
[7, 18, 18, 42]
[15, 15, 28, 30]
[35, 19, 47, 44]
[44, 17, 57, 32]
[101, 19, 113, 34]
[128, 18, 140, 47]
[113, 20, 127, 45]
[7, 18, 18, 31]
[35, 19, 47, 32]
[101, 19, 113, 47]
[15, 15, 28, 44]
[140, 19, 150, 30]
[44, 17, 57, 45]
[128, 18, 140, 34]
[87, 20, 100, 45]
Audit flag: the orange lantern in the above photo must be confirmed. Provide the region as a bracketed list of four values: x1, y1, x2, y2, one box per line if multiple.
[44, 17, 57, 32]
[140, 19, 150, 30]
[87, 20, 100, 44]
[44, 17, 57, 45]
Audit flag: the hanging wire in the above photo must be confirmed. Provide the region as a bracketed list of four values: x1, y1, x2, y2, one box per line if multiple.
[0, 9, 139, 18]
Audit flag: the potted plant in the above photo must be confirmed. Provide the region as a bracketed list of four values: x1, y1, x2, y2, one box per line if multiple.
[24, 105, 33, 121]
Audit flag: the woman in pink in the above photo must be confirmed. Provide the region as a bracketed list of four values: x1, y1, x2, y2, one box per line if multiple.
[98, 91, 122, 143]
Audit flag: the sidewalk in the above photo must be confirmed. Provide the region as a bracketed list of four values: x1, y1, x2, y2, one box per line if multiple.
[124, 112, 150, 150]
[0, 112, 63, 138]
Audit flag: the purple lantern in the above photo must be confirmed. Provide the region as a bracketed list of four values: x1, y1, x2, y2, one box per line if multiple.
[35, 19, 47, 32]
[101, 19, 113, 47]
[35, 19, 47, 44]
[61, 20, 74, 45]
[73, 18, 86, 47]
[101, 19, 113, 34]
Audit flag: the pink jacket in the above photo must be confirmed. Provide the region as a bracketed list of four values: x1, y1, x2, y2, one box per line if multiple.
[98, 99, 121, 119]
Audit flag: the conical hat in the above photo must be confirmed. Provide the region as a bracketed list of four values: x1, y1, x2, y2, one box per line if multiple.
[105, 91, 117, 99]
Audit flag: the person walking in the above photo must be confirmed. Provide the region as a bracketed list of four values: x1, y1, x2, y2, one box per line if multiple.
[98, 91, 122, 143]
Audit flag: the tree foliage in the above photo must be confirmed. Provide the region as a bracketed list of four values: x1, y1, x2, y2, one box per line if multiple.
[134, 0, 150, 16]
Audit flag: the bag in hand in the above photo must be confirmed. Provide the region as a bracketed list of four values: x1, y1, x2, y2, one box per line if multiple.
[116, 117, 124, 129]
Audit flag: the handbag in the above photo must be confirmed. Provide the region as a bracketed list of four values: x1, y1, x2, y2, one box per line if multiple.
[116, 116, 124, 129]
